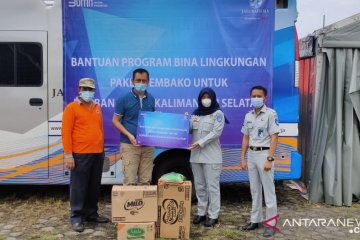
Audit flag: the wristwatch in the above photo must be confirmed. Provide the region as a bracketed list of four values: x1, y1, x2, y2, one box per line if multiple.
[267, 156, 275, 161]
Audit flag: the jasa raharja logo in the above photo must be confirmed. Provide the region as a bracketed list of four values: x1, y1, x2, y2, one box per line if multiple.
[124, 199, 145, 215]
[127, 227, 145, 239]
[242, 0, 269, 14]
[249, 0, 263, 9]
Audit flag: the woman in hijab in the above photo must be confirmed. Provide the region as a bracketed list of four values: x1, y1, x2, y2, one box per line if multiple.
[189, 87, 229, 227]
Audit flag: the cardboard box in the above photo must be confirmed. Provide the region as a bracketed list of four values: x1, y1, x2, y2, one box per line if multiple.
[157, 181, 192, 239]
[117, 222, 155, 240]
[112, 185, 157, 223]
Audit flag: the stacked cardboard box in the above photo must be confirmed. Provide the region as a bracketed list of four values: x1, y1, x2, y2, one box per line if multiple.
[117, 222, 155, 240]
[157, 181, 192, 240]
[112, 185, 157, 240]
[111, 181, 192, 239]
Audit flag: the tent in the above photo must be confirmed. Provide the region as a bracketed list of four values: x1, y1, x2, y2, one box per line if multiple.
[298, 13, 360, 206]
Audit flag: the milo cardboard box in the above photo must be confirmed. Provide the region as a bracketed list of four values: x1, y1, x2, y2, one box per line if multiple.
[112, 185, 157, 222]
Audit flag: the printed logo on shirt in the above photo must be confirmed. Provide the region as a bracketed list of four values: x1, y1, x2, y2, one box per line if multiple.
[258, 128, 264, 138]
[274, 113, 279, 126]
[275, 118, 279, 126]
[193, 116, 200, 122]
[216, 114, 223, 123]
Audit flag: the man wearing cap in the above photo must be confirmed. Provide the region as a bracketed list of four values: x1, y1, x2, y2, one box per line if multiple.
[240, 85, 280, 238]
[62, 78, 109, 233]
[112, 68, 155, 185]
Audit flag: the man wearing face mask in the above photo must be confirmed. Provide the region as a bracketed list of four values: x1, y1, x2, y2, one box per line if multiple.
[62, 78, 109, 233]
[189, 87, 229, 227]
[240, 85, 280, 238]
[112, 68, 155, 185]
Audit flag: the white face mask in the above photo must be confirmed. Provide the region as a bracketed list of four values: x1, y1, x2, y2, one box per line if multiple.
[201, 98, 212, 108]
[80, 91, 95, 102]
[251, 97, 264, 108]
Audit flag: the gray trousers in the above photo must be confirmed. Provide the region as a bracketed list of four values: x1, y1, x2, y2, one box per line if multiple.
[248, 150, 277, 226]
[191, 163, 222, 219]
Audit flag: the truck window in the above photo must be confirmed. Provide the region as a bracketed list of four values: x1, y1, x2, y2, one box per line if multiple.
[0, 43, 42, 86]
[276, 0, 288, 9]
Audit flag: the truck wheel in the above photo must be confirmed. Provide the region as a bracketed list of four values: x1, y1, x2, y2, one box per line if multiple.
[151, 149, 196, 201]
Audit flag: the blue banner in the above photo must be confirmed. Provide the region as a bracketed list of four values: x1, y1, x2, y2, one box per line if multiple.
[63, 0, 275, 146]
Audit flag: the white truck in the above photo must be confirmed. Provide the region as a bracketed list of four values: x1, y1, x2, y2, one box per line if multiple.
[0, 0, 301, 184]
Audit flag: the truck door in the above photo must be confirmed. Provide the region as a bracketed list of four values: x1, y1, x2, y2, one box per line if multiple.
[0, 31, 48, 179]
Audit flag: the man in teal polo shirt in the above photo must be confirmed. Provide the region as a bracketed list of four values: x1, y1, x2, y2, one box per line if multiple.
[112, 68, 156, 185]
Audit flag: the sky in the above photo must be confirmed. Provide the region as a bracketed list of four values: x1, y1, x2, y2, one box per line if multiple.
[296, 0, 360, 38]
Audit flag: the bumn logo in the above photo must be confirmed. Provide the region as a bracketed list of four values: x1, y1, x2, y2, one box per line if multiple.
[124, 199, 145, 215]
[68, 0, 94, 8]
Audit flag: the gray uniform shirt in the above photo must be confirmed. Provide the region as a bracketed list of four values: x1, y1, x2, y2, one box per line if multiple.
[189, 110, 225, 164]
[241, 105, 280, 147]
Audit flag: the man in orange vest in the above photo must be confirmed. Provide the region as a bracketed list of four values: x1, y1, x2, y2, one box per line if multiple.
[62, 78, 109, 232]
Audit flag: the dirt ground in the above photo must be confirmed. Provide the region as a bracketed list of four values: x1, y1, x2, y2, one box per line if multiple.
[0, 183, 359, 240]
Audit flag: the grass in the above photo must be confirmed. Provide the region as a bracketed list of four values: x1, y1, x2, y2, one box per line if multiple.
[0, 196, 69, 228]
[223, 212, 241, 223]
[191, 225, 252, 240]
[28, 232, 60, 240]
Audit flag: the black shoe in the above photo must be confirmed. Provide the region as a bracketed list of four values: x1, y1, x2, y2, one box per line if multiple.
[204, 218, 218, 227]
[72, 222, 85, 232]
[242, 222, 259, 231]
[263, 227, 276, 237]
[86, 216, 109, 223]
[192, 215, 206, 224]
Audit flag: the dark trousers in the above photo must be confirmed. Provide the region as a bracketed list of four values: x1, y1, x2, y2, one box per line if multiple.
[70, 152, 104, 224]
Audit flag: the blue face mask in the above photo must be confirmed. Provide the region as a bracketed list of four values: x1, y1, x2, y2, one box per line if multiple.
[251, 97, 264, 108]
[134, 83, 147, 92]
[81, 91, 95, 102]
